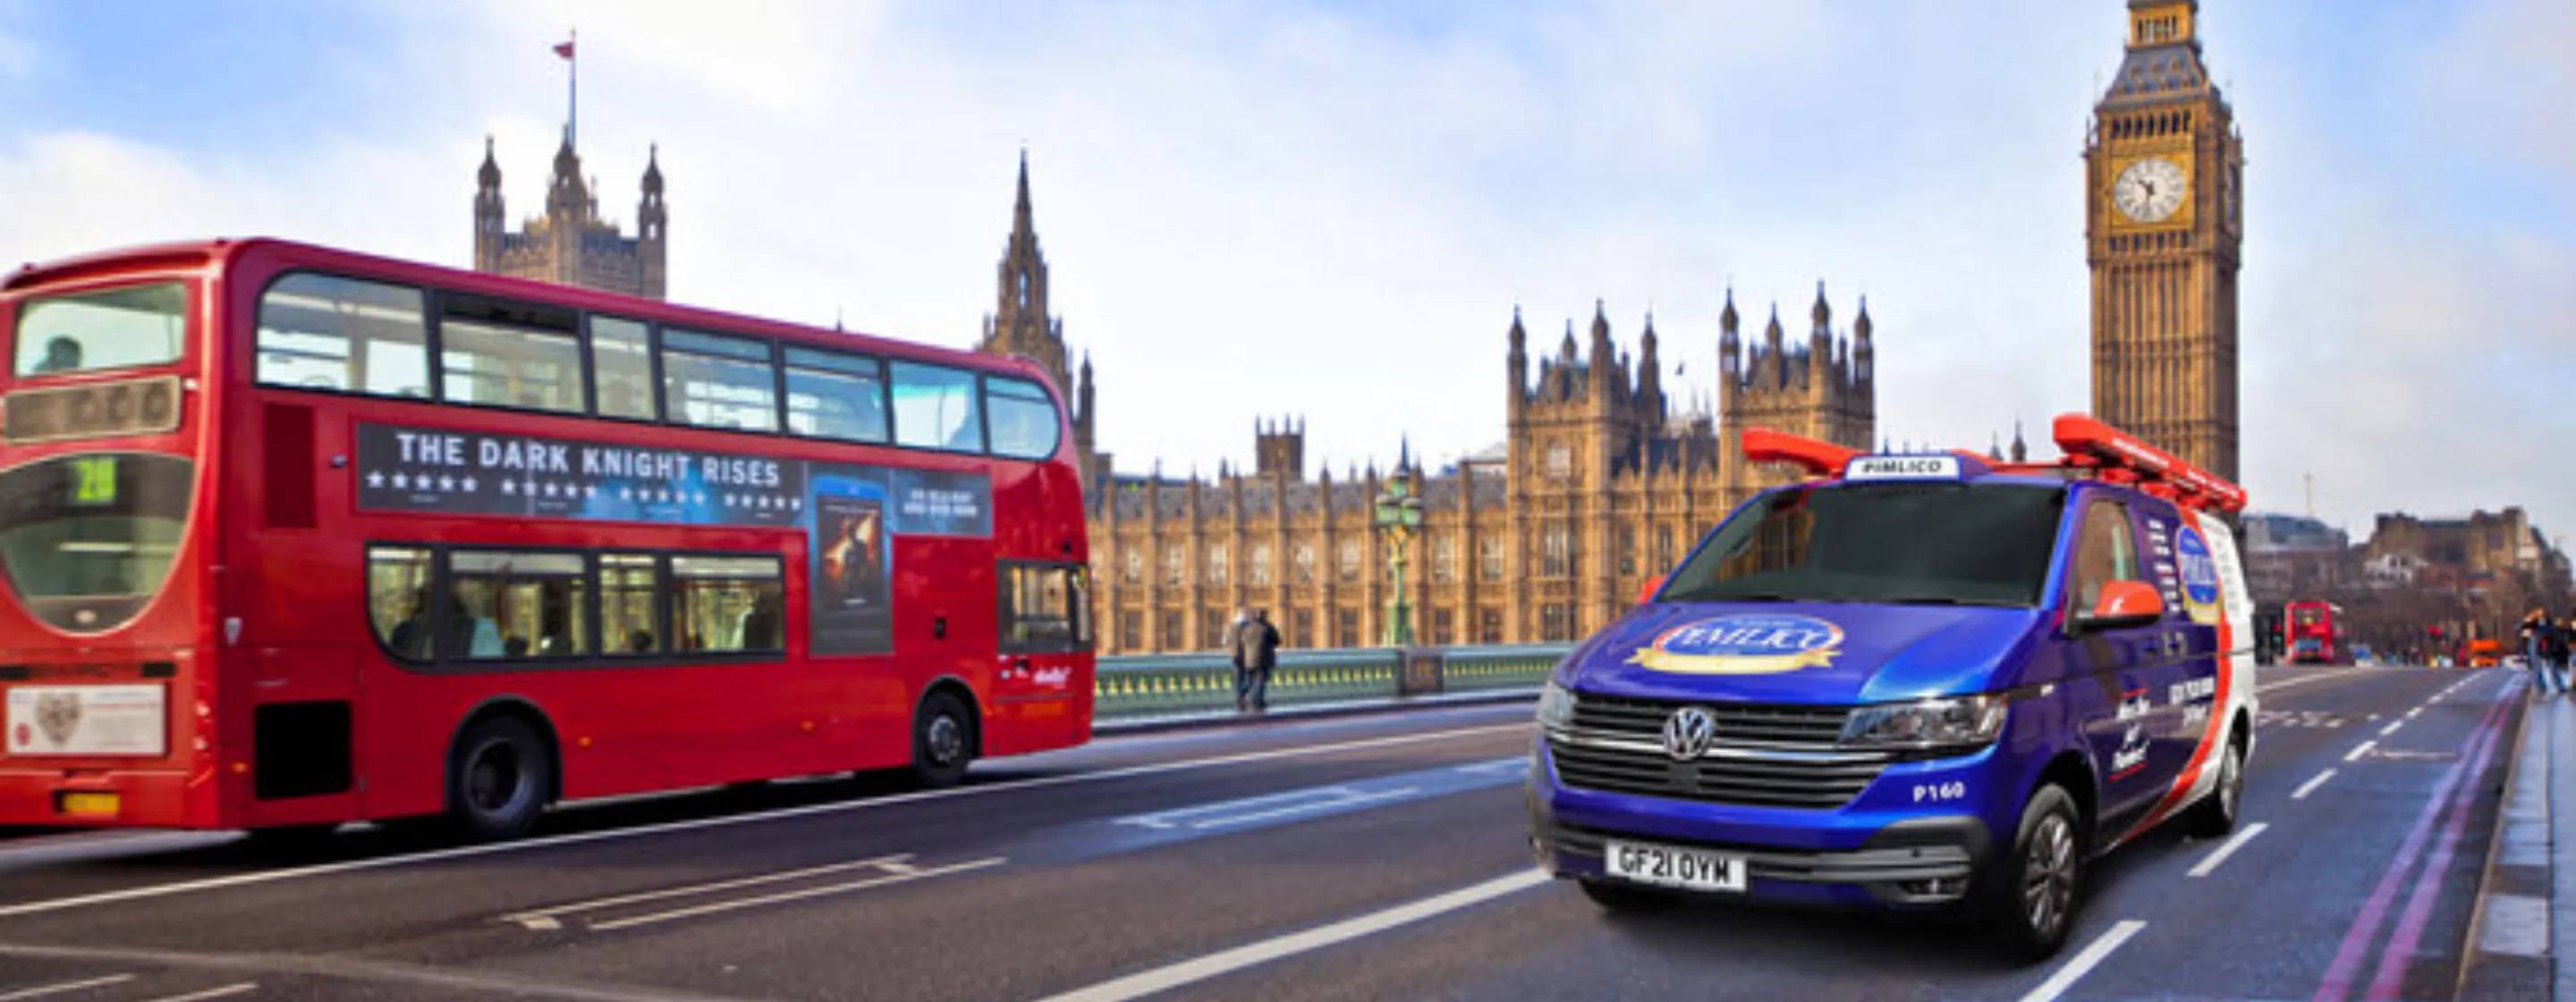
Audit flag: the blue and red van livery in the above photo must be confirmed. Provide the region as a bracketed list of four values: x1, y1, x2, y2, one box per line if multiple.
[1527, 414, 2255, 959]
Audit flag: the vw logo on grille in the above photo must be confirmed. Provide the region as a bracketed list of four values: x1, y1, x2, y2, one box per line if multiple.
[1662, 707, 1716, 760]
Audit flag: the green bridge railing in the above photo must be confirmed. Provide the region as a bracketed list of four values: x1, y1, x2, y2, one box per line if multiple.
[1093, 643, 1573, 725]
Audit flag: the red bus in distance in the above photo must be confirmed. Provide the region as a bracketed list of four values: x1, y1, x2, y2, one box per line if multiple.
[0, 238, 1094, 839]
[2284, 600, 2340, 665]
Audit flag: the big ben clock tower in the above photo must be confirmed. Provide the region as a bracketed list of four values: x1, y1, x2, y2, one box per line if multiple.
[2087, 0, 2243, 482]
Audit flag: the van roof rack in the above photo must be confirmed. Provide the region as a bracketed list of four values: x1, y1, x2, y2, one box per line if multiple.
[1739, 413, 2248, 514]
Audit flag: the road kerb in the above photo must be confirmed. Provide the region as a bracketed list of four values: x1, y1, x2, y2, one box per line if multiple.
[2454, 673, 2540, 1001]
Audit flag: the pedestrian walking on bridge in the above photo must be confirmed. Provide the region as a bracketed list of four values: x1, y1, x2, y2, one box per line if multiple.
[2521, 607, 2563, 697]
[1231, 607, 1281, 714]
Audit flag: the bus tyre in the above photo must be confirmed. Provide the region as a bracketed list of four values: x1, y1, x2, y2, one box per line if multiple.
[1578, 878, 1679, 913]
[2185, 729, 2247, 839]
[1987, 784, 2084, 961]
[910, 692, 976, 789]
[448, 716, 552, 842]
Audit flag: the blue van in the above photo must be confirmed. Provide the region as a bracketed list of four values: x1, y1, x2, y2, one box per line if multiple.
[1526, 417, 2256, 958]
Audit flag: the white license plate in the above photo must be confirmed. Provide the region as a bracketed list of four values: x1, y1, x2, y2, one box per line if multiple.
[1605, 839, 1748, 893]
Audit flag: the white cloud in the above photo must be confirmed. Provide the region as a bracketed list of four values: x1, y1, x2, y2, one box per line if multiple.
[4, 0, 2571, 548]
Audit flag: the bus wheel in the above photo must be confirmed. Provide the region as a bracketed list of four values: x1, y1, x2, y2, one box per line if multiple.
[449, 716, 552, 841]
[2185, 729, 2247, 839]
[1987, 784, 2084, 961]
[911, 691, 976, 789]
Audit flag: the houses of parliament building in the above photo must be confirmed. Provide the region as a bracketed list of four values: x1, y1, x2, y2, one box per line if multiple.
[473, 2, 2243, 657]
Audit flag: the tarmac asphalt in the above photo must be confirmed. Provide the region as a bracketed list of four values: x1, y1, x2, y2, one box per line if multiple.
[0, 664, 2522, 1001]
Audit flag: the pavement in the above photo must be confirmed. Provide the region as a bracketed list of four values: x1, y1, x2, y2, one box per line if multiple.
[0, 663, 2527, 1001]
[2460, 668, 2569, 1000]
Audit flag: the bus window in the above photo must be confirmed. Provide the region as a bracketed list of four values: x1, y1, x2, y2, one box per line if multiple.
[1000, 563, 1083, 652]
[890, 361, 982, 453]
[671, 555, 784, 653]
[448, 550, 589, 660]
[16, 281, 188, 378]
[600, 553, 663, 655]
[784, 347, 889, 444]
[256, 274, 428, 396]
[439, 296, 585, 414]
[590, 317, 657, 420]
[368, 546, 435, 661]
[661, 329, 779, 433]
[984, 377, 1060, 461]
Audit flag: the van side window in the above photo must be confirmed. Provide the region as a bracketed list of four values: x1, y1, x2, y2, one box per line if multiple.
[2069, 499, 2142, 611]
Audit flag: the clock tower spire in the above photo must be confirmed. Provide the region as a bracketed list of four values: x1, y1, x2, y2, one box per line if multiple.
[2086, 0, 2244, 482]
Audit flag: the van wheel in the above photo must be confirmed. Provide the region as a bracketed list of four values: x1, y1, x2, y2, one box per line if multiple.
[448, 717, 552, 842]
[1987, 784, 2084, 961]
[911, 691, 976, 789]
[2185, 730, 2247, 839]
[1579, 878, 1679, 913]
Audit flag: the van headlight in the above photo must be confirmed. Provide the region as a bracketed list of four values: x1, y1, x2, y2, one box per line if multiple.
[1536, 679, 1578, 732]
[1840, 695, 2008, 752]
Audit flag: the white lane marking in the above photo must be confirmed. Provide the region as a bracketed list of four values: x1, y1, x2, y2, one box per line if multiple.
[2292, 769, 2337, 800]
[2013, 919, 2147, 1002]
[1034, 870, 1548, 1002]
[136, 986, 258, 1002]
[587, 856, 1004, 931]
[498, 853, 913, 930]
[0, 831, 235, 866]
[2379, 720, 2405, 738]
[2405, 709, 2423, 720]
[2187, 822, 2270, 878]
[1453, 759, 1530, 776]
[2346, 741, 2378, 762]
[1119, 785, 1422, 832]
[0, 722, 1527, 921]
[0, 975, 139, 1001]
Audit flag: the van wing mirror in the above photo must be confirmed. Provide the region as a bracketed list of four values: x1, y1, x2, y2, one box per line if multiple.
[2075, 581, 2165, 633]
[1637, 573, 1667, 607]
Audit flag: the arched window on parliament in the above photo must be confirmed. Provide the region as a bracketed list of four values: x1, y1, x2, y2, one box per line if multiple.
[1433, 536, 1457, 584]
[1163, 547, 1186, 586]
[1207, 544, 1229, 587]
[1293, 544, 1317, 584]
[1541, 526, 1572, 579]
[1250, 544, 1275, 586]
[1480, 537, 1506, 582]
[1337, 539, 1361, 583]
[1122, 548, 1143, 585]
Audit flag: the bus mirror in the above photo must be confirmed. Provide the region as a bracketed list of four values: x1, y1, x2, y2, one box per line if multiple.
[2076, 581, 2164, 633]
[1636, 573, 1667, 607]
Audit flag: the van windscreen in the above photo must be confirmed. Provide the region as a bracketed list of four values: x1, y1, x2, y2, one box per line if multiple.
[1659, 482, 2065, 608]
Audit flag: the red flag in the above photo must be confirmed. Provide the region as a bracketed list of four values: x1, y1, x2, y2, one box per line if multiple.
[553, 39, 575, 60]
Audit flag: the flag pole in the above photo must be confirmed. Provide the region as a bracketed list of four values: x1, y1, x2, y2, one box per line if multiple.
[568, 28, 578, 148]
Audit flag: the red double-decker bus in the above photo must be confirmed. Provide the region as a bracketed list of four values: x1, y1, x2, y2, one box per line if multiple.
[0, 238, 1094, 839]
[2284, 600, 2340, 664]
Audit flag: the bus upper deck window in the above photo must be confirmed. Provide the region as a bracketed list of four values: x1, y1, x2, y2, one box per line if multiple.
[18, 282, 189, 378]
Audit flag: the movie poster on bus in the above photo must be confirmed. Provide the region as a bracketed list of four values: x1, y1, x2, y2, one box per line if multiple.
[356, 423, 807, 528]
[807, 467, 894, 657]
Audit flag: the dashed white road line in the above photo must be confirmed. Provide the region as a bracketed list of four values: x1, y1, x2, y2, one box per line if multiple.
[0, 975, 139, 1001]
[0, 721, 1528, 921]
[1034, 870, 1549, 1002]
[2345, 741, 2378, 762]
[588, 856, 1004, 931]
[2292, 769, 2337, 800]
[498, 853, 914, 930]
[2013, 920, 2148, 1002]
[136, 986, 258, 1002]
[2378, 720, 2405, 738]
[2188, 822, 2270, 878]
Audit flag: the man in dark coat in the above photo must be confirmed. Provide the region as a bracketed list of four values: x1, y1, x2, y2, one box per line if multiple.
[1232, 607, 1282, 713]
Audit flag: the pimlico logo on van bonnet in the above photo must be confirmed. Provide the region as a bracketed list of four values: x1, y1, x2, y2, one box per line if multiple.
[1628, 615, 1846, 675]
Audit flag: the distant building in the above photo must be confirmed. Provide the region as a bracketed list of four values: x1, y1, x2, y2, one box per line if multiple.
[2243, 512, 2348, 554]
[971, 153, 1102, 491]
[472, 132, 667, 301]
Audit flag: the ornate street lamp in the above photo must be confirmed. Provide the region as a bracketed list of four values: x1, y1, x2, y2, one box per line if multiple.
[1373, 475, 1425, 648]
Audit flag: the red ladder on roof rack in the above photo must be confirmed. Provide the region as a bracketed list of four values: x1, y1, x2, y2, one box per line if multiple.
[1735, 415, 2249, 514]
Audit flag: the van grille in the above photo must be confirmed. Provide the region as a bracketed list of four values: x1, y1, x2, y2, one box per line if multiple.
[1548, 694, 1882, 810]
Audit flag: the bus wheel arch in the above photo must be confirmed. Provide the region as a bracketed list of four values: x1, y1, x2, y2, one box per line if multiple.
[444, 697, 561, 841]
[910, 678, 981, 789]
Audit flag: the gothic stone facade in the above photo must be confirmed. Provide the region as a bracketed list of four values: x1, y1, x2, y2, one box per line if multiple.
[473, 134, 669, 301]
[1080, 292, 1876, 655]
[2087, 0, 2245, 481]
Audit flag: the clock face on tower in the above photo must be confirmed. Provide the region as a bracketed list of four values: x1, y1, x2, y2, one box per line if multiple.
[2113, 157, 2189, 224]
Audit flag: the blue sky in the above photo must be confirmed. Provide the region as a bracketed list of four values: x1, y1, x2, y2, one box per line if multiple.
[1, 0, 2570, 547]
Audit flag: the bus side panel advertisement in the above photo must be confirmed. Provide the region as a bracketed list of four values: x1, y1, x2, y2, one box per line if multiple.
[354, 423, 995, 658]
[6, 684, 167, 757]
